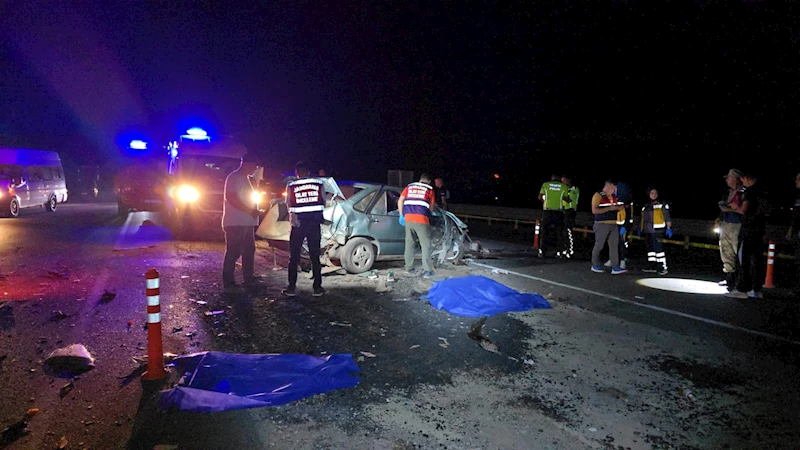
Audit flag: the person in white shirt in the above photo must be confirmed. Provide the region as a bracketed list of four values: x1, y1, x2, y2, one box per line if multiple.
[222, 153, 261, 288]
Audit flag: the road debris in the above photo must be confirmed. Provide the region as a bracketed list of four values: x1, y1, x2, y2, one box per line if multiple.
[375, 277, 392, 293]
[47, 270, 70, 280]
[409, 345, 420, 350]
[0, 408, 38, 446]
[100, 290, 116, 303]
[330, 322, 352, 327]
[57, 435, 68, 449]
[52, 310, 68, 321]
[360, 351, 376, 358]
[59, 381, 74, 399]
[190, 299, 208, 305]
[491, 268, 509, 275]
[205, 310, 225, 316]
[438, 337, 450, 348]
[171, 327, 183, 333]
[44, 344, 95, 376]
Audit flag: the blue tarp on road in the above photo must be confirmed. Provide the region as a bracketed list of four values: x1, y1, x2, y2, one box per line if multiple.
[425, 276, 551, 317]
[159, 352, 361, 413]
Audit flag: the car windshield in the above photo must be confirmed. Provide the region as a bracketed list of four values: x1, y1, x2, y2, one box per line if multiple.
[179, 156, 242, 184]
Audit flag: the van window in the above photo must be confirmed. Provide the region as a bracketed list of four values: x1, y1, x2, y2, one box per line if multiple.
[27, 166, 44, 182]
[41, 166, 55, 181]
[0, 165, 24, 181]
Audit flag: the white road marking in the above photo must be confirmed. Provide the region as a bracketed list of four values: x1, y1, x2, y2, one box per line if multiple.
[467, 260, 800, 346]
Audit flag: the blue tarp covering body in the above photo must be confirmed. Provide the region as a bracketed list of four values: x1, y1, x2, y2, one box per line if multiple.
[159, 352, 360, 413]
[426, 276, 551, 317]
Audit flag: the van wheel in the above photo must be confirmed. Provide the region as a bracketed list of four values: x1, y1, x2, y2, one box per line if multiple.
[340, 237, 376, 274]
[46, 194, 57, 212]
[5, 198, 20, 218]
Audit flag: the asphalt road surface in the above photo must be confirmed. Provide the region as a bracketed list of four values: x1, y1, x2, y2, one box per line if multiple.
[0, 203, 797, 450]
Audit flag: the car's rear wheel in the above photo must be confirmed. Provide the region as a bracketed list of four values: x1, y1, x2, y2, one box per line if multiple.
[46, 194, 57, 212]
[340, 237, 376, 274]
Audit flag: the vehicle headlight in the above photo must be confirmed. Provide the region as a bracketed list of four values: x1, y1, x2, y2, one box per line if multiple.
[251, 191, 263, 204]
[177, 185, 200, 203]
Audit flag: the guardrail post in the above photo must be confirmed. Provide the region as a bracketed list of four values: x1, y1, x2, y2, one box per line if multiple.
[514, 220, 518, 230]
[533, 219, 540, 249]
[488, 218, 492, 226]
[142, 268, 167, 381]
[763, 241, 775, 288]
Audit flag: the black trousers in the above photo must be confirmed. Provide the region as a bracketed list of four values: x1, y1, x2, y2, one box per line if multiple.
[644, 232, 666, 272]
[289, 221, 322, 289]
[541, 210, 566, 255]
[564, 209, 576, 256]
[223, 226, 255, 285]
[734, 232, 764, 293]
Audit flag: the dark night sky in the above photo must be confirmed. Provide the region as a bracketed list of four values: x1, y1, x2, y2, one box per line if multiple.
[1, 1, 799, 218]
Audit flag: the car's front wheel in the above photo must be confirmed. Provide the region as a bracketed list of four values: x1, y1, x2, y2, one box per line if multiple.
[340, 237, 376, 274]
[3, 198, 20, 218]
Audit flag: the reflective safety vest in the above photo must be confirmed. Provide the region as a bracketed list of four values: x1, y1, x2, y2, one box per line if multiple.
[651, 203, 666, 228]
[640, 200, 670, 233]
[287, 178, 325, 214]
[402, 182, 434, 220]
[595, 192, 623, 223]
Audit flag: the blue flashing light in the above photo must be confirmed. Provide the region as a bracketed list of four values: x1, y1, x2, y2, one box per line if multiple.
[181, 127, 210, 141]
[170, 148, 178, 158]
[129, 140, 148, 150]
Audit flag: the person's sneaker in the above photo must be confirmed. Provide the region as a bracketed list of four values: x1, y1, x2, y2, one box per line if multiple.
[281, 286, 296, 297]
[422, 271, 434, 279]
[747, 290, 762, 299]
[611, 266, 628, 275]
[724, 290, 748, 299]
[658, 269, 668, 276]
[718, 279, 728, 286]
[312, 287, 325, 297]
[604, 260, 612, 267]
[403, 268, 417, 277]
[620, 260, 627, 270]
[591, 265, 605, 273]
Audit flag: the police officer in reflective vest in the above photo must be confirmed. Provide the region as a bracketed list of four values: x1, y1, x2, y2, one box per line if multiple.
[282, 161, 325, 297]
[398, 174, 436, 278]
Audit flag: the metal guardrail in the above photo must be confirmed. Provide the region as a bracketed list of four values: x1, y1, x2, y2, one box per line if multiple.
[450, 206, 796, 260]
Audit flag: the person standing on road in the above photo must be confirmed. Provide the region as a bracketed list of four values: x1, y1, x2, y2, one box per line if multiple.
[222, 153, 261, 289]
[638, 187, 673, 275]
[726, 170, 770, 299]
[605, 181, 632, 269]
[716, 169, 745, 290]
[282, 161, 326, 297]
[398, 174, 436, 278]
[591, 180, 627, 274]
[561, 175, 579, 258]
[434, 178, 450, 211]
[786, 171, 800, 295]
[538, 174, 570, 258]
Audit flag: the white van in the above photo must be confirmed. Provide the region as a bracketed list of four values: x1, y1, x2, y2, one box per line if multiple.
[0, 148, 69, 217]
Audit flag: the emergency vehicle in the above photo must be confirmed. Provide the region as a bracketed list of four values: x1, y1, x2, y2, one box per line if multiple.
[163, 128, 262, 239]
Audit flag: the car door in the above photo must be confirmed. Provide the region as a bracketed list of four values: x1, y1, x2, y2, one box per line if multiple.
[25, 166, 46, 205]
[13, 165, 30, 206]
[365, 188, 406, 256]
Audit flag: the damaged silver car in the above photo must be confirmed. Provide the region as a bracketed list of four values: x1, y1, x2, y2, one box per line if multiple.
[256, 178, 469, 273]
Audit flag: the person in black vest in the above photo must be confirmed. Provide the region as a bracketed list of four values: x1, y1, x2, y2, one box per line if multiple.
[282, 161, 325, 297]
[726, 170, 770, 299]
